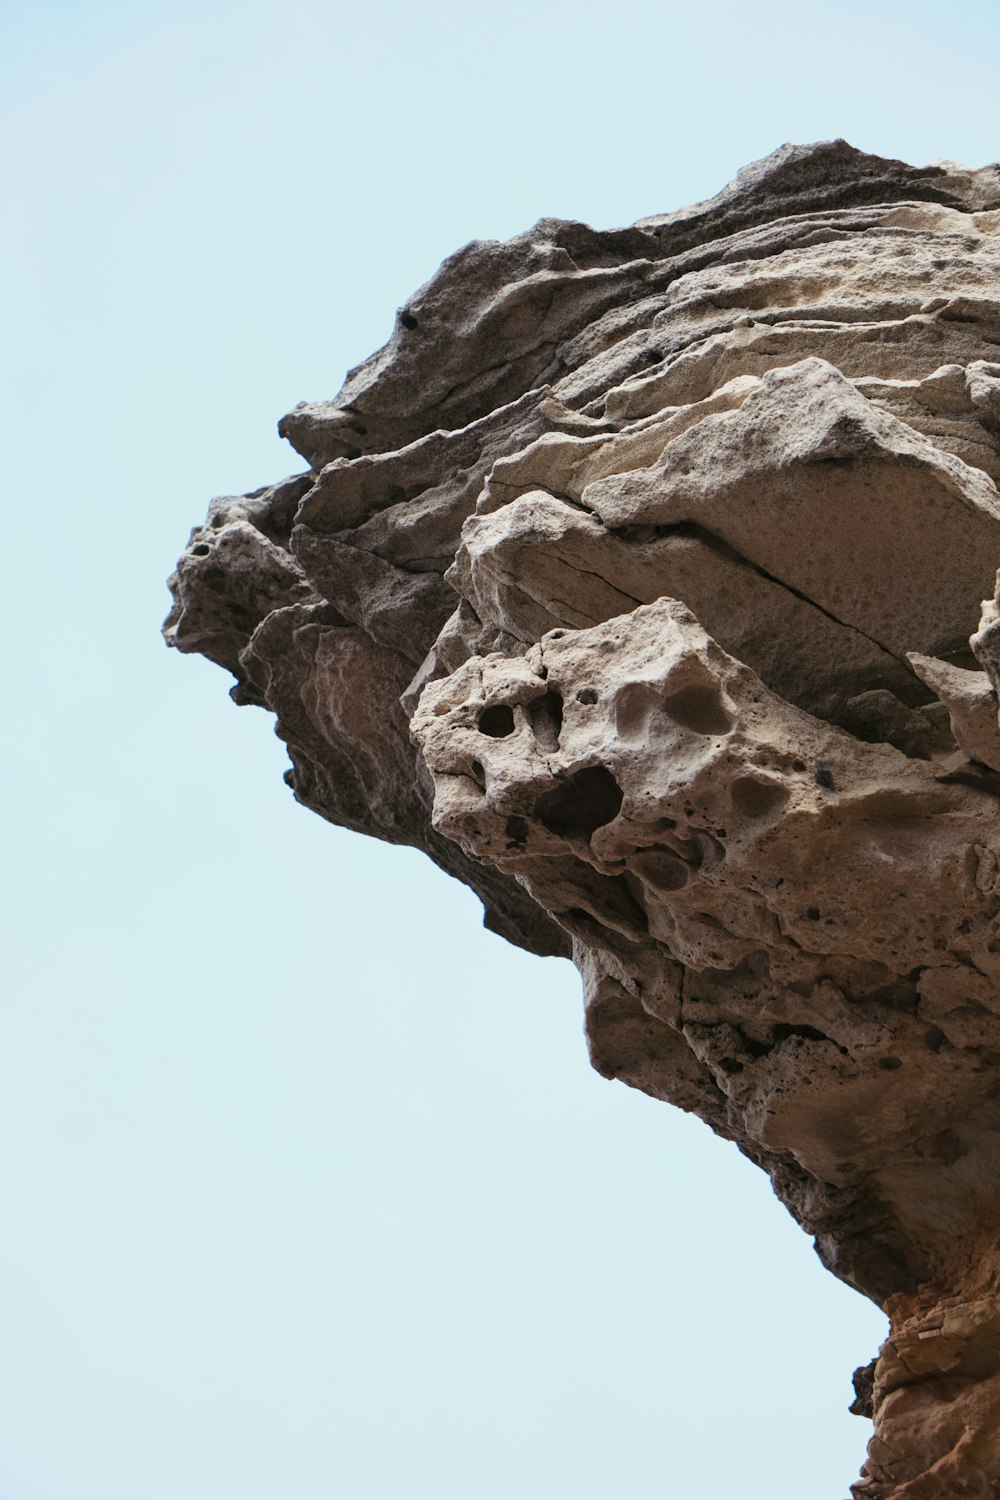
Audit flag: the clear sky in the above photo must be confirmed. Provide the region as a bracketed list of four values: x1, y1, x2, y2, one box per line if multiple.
[3, 3, 999, 1497]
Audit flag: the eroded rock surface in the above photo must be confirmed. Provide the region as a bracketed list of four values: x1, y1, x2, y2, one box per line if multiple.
[166, 141, 1000, 1498]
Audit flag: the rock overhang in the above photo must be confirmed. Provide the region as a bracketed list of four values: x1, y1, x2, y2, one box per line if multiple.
[166, 139, 1000, 1499]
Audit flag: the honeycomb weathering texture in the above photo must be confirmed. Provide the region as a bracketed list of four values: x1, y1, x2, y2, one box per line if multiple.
[167, 141, 1000, 1497]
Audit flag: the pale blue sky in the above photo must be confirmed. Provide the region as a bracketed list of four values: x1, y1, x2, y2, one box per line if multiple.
[3, 3, 999, 1497]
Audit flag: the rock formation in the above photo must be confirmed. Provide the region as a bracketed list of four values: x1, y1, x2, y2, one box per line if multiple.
[166, 141, 1000, 1498]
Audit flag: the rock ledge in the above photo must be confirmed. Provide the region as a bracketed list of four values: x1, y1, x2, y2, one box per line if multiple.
[167, 141, 1000, 1498]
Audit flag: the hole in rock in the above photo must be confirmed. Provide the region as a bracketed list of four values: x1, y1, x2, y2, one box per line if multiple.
[692, 911, 730, 937]
[697, 831, 726, 866]
[470, 760, 485, 783]
[504, 815, 529, 846]
[772, 1023, 832, 1045]
[535, 765, 623, 841]
[868, 975, 921, 1014]
[731, 776, 788, 818]
[662, 683, 733, 736]
[576, 688, 598, 705]
[879, 1055, 904, 1071]
[399, 310, 418, 330]
[674, 835, 705, 868]
[525, 690, 563, 750]
[478, 704, 516, 738]
[191, 543, 211, 556]
[615, 681, 662, 740]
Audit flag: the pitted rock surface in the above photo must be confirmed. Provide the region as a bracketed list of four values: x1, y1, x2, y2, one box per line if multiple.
[166, 141, 1000, 1498]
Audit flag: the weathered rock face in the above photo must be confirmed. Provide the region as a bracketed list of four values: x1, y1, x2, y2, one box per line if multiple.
[166, 141, 1000, 1497]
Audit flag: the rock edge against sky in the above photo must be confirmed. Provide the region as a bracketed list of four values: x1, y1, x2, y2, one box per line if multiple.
[167, 141, 1000, 1498]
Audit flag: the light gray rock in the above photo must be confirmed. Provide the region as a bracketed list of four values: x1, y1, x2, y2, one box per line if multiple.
[908, 651, 1000, 770]
[166, 141, 1000, 1500]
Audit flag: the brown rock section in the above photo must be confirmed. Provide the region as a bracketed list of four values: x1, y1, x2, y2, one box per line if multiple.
[166, 141, 1000, 1497]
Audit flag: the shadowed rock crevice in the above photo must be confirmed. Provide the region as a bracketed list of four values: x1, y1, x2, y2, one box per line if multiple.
[535, 765, 623, 840]
[166, 141, 1000, 1500]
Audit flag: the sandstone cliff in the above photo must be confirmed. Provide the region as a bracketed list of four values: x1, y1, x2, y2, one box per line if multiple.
[166, 141, 1000, 1498]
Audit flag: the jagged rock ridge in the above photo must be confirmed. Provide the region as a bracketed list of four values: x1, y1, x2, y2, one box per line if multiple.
[166, 141, 1000, 1499]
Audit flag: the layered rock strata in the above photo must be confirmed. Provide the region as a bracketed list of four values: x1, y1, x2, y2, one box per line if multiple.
[166, 142, 1000, 1498]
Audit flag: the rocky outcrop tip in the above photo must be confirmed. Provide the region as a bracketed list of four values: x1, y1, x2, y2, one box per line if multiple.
[166, 140, 1000, 1498]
